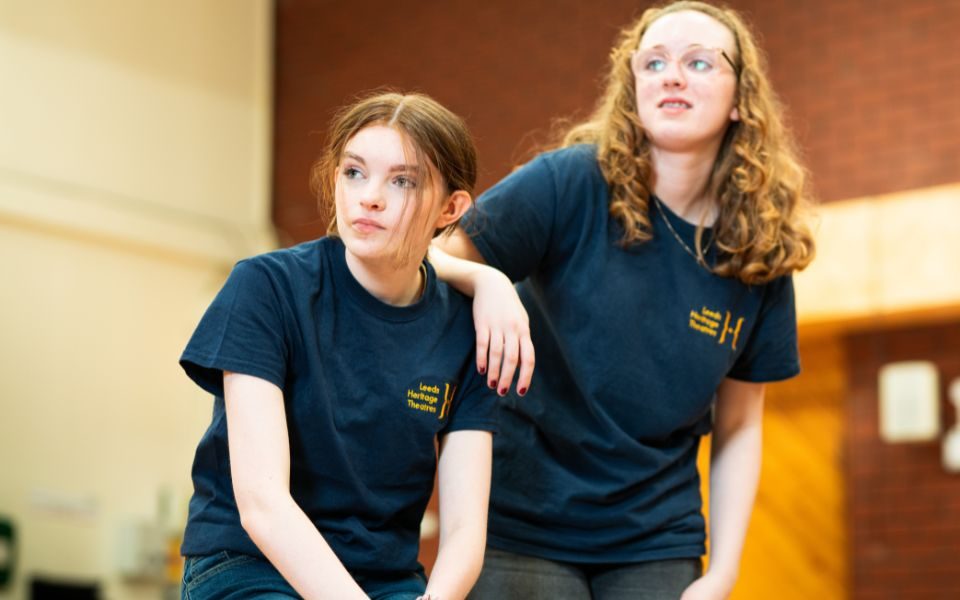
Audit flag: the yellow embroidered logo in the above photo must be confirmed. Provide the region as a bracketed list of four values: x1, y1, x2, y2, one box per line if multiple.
[406, 380, 457, 420]
[689, 306, 744, 350]
[439, 383, 456, 420]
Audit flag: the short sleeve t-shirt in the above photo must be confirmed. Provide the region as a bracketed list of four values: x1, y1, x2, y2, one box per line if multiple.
[179, 236, 497, 574]
[461, 144, 799, 563]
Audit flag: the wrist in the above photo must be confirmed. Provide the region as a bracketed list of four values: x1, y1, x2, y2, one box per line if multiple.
[475, 264, 509, 284]
[701, 563, 737, 596]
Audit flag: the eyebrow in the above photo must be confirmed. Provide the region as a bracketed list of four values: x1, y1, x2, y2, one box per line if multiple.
[640, 43, 708, 51]
[343, 152, 418, 172]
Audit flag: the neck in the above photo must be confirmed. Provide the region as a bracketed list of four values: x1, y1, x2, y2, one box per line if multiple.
[344, 251, 425, 307]
[649, 146, 720, 225]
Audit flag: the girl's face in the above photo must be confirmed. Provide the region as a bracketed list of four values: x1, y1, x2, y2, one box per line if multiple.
[633, 10, 740, 154]
[335, 125, 445, 266]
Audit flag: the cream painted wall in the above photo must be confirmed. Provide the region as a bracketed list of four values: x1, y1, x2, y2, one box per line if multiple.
[0, 1, 274, 598]
[795, 184, 960, 331]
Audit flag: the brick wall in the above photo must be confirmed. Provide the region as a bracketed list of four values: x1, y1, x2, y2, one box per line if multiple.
[731, 0, 960, 206]
[274, 0, 960, 241]
[846, 323, 960, 599]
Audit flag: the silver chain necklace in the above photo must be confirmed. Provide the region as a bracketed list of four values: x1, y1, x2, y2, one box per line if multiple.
[653, 196, 714, 269]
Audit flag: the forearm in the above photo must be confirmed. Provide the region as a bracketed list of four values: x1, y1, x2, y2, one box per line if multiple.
[240, 493, 367, 600]
[428, 430, 492, 600]
[428, 243, 534, 392]
[705, 411, 763, 591]
[428, 243, 494, 297]
[424, 525, 486, 600]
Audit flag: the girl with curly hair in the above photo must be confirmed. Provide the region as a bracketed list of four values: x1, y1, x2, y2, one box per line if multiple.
[431, 2, 815, 598]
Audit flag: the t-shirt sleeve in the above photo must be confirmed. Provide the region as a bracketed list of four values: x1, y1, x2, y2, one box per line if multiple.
[179, 259, 289, 396]
[441, 350, 499, 435]
[727, 275, 800, 382]
[461, 154, 559, 283]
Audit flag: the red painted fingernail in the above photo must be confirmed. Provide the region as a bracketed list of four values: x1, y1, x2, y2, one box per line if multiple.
[489, 380, 498, 389]
[499, 387, 508, 396]
[478, 366, 486, 374]
[518, 387, 527, 396]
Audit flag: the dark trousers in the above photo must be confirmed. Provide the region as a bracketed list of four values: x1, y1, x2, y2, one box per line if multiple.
[468, 546, 702, 600]
[181, 551, 426, 600]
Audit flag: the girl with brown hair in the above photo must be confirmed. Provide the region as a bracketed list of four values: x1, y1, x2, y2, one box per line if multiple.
[178, 92, 496, 600]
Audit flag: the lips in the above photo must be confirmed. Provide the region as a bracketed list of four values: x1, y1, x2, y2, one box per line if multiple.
[659, 98, 692, 109]
[351, 218, 385, 233]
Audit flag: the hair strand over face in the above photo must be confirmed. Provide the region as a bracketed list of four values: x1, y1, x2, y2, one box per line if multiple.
[310, 91, 478, 266]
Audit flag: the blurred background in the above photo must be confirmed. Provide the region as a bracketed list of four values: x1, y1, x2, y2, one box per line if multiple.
[1, 0, 958, 598]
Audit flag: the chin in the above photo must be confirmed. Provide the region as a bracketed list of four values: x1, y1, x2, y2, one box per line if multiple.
[341, 236, 384, 259]
[646, 128, 725, 153]
[647, 133, 699, 152]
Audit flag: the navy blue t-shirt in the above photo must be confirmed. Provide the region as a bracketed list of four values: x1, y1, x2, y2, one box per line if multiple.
[179, 237, 497, 575]
[462, 144, 799, 563]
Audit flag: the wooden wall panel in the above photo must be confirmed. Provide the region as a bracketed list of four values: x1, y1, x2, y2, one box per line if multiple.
[699, 334, 849, 599]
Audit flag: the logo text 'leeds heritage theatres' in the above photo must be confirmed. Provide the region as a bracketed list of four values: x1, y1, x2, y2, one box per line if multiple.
[689, 306, 744, 350]
[406, 381, 456, 420]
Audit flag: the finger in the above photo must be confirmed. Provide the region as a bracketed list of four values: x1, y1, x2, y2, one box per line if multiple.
[486, 329, 505, 390]
[475, 325, 490, 375]
[515, 335, 536, 396]
[496, 331, 520, 396]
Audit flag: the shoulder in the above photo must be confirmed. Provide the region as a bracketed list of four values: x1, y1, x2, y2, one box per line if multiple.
[533, 144, 606, 199]
[428, 266, 473, 317]
[420, 262, 474, 328]
[504, 144, 600, 184]
[544, 143, 602, 174]
[540, 143, 599, 169]
[227, 238, 328, 301]
[237, 238, 328, 280]
[758, 272, 796, 311]
[242, 238, 325, 272]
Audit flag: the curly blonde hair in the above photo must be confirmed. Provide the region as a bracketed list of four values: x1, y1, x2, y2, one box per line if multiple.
[563, 0, 814, 284]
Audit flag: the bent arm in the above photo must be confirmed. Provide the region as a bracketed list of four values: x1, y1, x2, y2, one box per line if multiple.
[431, 228, 489, 284]
[224, 371, 367, 600]
[683, 378, 765, 600]
[423, 430, 493, 600]
[431, 230, 535, 394]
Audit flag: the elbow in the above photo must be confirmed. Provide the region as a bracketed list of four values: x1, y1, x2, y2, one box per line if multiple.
[235, 488, 284, 543]
[237, 504, 268, 542]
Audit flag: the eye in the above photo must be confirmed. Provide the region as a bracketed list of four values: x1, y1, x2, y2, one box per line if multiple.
[393, 175, 417, 189]
[342, 166, 364, 180]
[688, 58, 713, 72]
[645, 58, 667, 72]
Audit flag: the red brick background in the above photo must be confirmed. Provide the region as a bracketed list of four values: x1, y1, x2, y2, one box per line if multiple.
[846, 324, 960, 599]
[273, 0, 960, 242]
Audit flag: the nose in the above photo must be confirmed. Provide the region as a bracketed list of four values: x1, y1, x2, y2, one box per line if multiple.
[359, 182, 384, 212]
[661, 59, 687, 88]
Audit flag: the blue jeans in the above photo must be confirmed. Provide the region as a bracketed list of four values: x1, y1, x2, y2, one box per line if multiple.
[181, 551, 427, 599]
[467, 547, 702, 600]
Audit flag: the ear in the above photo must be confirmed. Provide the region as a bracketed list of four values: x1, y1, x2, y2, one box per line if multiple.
[730, 104, 740, 122]
[433, 190, 472, 230]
